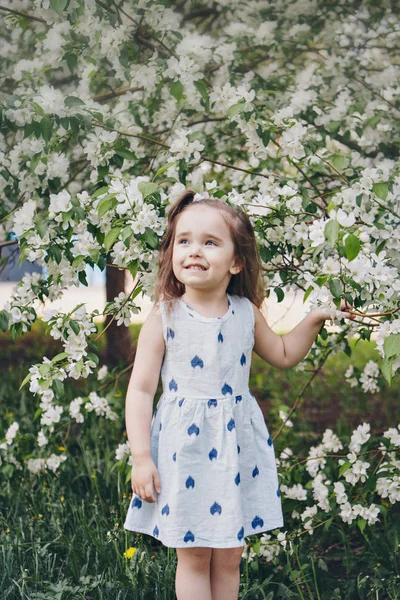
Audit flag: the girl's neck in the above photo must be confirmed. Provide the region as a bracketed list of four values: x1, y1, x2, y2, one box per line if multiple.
[180, 289, 229, 316]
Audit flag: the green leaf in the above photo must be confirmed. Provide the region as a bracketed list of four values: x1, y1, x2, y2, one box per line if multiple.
[40, 117, 53, 142]
[154, 161, 176, 179]
[357, 517, 367, 533]
[78, 270, 88, 286]
[381, 358, 393, 386]
[170, 81, 184, 102]
[115, 147, 136, 160]
[143, 228, 159, 249]
[69, 320, 80, 335]
[66, 54, 77, 73]
[51, 352, 68, 363]
[50, 0, 67, 15]
[194, 79, 209, 112]
[345, 234, 361, 261]
[64, 96, 86, 108]
[372, 182, 388, 200]
[383, 333, 400, 359]
[52, 379, 64, 399]
[98, 195, 116, 217]
[329, 278, 341, 298]
[86, 352, 99, 366]
[227, 102, 246, 118]
[128, 262, 138, 280]
[104, 227, 122, 252]
[303, 285, 314, 303]
[324, 219, 339, 246]
[19, 371, 32, 390]
[339, 461, 351, 477]
[31, 102, 45, 116]
[0, 310, 9, 332]
[274, 287, 284, 303]
[92, 186, 109, 198]
[138, 181, 159, 198]
[331, 154, 346, 170]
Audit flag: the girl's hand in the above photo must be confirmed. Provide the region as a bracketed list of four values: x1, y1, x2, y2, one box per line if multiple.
[131, 457, 161, 503]
[317, 300, 356, 323]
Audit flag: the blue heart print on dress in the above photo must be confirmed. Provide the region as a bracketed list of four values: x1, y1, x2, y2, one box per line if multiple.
[172, 452, 176, 461]
[178, 398, 185, 407]
[166, 327, 175, 341]
[252, 465, 259, 478]
[131, 496, 142, 510]
[218, 332, 223, 343]
[159, 422, 162, 431]
[237, 444, 240, 454]
[267, 436, 272, 446]
[240, 353, 246, 366]
[161, 504, 170, 516]
[184, 530, 195, 543]
[208, 399, 218, 408]
[235, 472, 240, 485]
[237, 527, 244, 541]
[235, 395, 242, 404]
[276, 488, 281, 497]
[153, 525, 159, 537]
[186, 476, 195, 489]
[169, 378, 178, 392]
[227, 418, 235, 431]
[221, 383, 232, 395]
[252, 516, 264, 529]
[210, 502, 222, 516]
[188, 423, 200, 436]
[209, 447, 218, 461]
[191, 355, 204, 369]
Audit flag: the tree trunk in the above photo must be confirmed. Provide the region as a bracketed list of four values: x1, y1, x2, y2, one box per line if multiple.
[104, 265, 135, 366]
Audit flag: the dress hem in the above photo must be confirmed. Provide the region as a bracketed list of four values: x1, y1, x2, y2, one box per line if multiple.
[123, 520, 285, 549]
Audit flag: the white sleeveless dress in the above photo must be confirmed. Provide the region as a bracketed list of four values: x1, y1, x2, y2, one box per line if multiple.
[123, 293, 284, 548]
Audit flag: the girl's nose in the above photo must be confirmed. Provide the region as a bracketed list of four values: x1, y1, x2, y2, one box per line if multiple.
[189, 244, 203, 257]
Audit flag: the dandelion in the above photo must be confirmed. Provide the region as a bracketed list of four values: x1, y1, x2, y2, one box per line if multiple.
[124, 547, 137, 559]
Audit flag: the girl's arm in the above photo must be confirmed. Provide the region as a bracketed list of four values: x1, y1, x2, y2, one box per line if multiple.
[125, 304, 165, 464]
[251, 303, 351, 369]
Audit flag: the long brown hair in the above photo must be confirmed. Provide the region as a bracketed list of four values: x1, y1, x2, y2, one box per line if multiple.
[153, 189, 265, 308]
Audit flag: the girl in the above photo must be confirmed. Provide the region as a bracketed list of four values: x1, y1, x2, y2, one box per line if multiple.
[123, 189, 354, 600]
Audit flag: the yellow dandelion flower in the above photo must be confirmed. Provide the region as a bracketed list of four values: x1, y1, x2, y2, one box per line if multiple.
[124, 547, 137, 559]
[60, 496, 64, 502]
[38, 514, 43, 518]
[58, 446, 66, 451]
[151, 555, 156, 559]
[91, 474, 96, 479]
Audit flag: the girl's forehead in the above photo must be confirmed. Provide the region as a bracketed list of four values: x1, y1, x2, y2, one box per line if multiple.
[175, 205, 230, 233]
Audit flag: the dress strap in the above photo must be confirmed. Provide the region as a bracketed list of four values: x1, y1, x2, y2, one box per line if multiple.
[158, 300, 176, 343]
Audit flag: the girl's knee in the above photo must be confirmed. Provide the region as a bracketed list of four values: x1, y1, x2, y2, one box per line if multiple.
[176, 547, 213, 570]
[211, 547, 244, 571]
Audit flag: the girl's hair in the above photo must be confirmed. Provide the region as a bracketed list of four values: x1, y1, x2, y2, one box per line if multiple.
[154, 189, 265, 308]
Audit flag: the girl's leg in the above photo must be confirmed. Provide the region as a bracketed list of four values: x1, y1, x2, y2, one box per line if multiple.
[210, 547, 244, 600]
[175, 547, 213, 600]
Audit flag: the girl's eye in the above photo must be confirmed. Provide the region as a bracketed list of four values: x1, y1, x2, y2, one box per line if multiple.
[206, 240, 217, 246]
[178, 239, 188, 244]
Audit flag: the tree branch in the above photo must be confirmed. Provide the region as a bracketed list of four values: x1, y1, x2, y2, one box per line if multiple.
[0, 5, 46, 23]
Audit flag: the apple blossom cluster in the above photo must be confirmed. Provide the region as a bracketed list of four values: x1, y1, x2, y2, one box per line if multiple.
[238, 421, 398, 563]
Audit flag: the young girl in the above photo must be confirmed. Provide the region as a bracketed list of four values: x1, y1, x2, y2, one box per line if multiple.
[123, 189, 354, 600]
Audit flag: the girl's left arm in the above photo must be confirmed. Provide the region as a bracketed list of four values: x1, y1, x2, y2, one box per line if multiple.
[252, 303, 353, 369]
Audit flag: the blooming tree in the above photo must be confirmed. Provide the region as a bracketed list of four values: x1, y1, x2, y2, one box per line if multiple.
[0, 0, 399, 490]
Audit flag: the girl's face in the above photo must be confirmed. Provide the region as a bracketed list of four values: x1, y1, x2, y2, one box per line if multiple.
[172, 205, 241, 294]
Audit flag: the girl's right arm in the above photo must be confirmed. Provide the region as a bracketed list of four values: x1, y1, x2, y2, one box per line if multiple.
[125, 304, 165, 502]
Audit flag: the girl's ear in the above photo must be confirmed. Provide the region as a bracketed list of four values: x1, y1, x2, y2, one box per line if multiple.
[229, 258, 243, 275]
